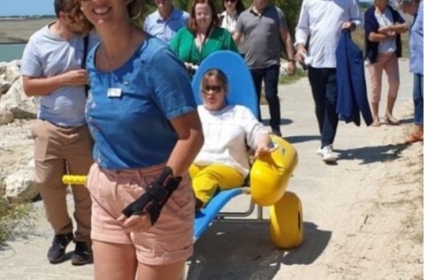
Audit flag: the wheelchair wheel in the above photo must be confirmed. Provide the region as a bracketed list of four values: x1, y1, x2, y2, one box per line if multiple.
[269, 191, 303, 249]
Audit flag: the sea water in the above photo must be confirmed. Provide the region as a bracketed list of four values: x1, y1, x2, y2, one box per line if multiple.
[0, 43, 26, 63]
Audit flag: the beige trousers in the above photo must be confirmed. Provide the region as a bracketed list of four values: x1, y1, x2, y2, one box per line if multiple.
[31, 119, 94, 242]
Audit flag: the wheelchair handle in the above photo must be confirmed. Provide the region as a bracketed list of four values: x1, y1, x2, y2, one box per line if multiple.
[63, 175, 87, 185]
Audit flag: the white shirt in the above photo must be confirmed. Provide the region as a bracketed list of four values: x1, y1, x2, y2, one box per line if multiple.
[295, 0, 362, 68]
[194, 104, 269, 177]
[374, 8, 397, 54]
[221, 11, 238, 34]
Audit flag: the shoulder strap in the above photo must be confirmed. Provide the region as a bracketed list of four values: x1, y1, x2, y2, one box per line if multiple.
[82, 35, 89, 69]
[82, 35, 90, 97]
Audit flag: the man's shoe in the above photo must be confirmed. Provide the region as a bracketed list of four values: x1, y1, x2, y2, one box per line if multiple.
[317, 145, 333, 155]
[319, 145, 337, 163]
[47, 233, 74, 264]
[71, 241, 93, 266]
[271, 127, 282, 137]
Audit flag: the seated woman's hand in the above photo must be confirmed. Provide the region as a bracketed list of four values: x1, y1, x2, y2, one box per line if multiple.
[254, 143, 275, 159]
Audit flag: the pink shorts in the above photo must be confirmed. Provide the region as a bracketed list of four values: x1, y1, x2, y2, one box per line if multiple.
[86, 163, 195, 265]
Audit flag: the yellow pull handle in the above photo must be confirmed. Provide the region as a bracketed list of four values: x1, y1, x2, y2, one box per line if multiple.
[62, 175, 87, 185]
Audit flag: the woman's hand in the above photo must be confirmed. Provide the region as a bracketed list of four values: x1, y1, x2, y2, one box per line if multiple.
[378, 26, 396, 37]
[184, 62, 198, 75]
[184, 62, 194, 70]
[253, 133, 275, 159]
[254, 143, 275, 159]
[117, 213, 152, 233]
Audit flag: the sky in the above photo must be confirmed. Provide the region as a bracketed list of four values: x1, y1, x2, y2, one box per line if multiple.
[0, 0, 55, 16]
[0, 0, 378, 16]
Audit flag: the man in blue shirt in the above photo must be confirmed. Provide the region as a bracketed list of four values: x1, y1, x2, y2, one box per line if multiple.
[397, 0, 424, 143]
[144, 0, 190, 43]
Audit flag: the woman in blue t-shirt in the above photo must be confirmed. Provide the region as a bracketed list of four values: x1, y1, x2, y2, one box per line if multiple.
[77, 0, 204, 279]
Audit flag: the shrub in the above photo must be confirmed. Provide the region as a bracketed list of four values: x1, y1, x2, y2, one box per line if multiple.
[0, 198, 34, 244]
[140, 0, 303, 38]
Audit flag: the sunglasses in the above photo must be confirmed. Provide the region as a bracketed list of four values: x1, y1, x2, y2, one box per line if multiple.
[202, 85, 223, 93]
[225, 0, 237, 3]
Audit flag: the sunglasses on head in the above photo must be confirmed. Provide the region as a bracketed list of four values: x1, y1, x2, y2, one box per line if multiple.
[202, 85, 223, 93]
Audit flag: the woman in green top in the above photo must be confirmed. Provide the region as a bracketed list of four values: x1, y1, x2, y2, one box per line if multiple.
[170, 0, 239, 75]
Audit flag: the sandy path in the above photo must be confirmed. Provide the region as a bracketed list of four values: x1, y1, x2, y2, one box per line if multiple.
[0, 59, 423, 280]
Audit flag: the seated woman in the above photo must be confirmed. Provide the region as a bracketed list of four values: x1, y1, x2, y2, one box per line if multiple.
[170, 0, 239, 76]
[189, 68, 274, 209]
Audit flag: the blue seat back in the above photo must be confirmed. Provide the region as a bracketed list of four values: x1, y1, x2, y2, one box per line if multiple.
[191, 50, 258, 118]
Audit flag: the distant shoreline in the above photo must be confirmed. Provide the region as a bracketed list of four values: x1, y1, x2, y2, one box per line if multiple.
[0, 18, 54, 44]
[0, 41, 28, 45]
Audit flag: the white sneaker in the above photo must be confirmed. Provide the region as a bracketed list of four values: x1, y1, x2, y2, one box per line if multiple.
[316, 147, 322, 155]
[317, 145, 333, 155]
[319, 145, 337, 162]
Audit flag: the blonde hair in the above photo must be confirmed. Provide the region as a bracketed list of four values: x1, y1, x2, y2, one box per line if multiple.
[200, 68, 229, 93]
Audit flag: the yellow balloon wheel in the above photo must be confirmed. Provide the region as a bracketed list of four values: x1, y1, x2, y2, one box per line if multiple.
[269, 191, 303, 249]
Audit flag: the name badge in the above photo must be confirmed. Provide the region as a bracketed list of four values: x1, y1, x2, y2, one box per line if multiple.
[107, 88, 122, 98]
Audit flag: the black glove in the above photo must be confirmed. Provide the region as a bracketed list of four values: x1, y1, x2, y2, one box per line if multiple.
[122, 166, 182, 225]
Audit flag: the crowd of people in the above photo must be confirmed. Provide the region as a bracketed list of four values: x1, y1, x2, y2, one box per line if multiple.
[20, 0, 423, 279]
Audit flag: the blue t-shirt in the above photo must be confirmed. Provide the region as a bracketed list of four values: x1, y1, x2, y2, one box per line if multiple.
[85, 36, 197, 169]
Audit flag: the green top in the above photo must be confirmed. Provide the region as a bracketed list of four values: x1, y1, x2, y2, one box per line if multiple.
[170, 26, 239, 65]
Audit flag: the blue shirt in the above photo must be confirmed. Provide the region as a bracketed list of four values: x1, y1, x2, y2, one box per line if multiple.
[85, 36, 197, 170]
[409, 1, 423, 75]
[21, 24, 99, 127]
[144, 8, 190, 44]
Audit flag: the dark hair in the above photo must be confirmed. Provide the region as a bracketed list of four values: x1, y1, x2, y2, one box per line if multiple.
[54, 0, 67, 18]
[201, 68, 229, 93]
[58, 0, 93, 35]
[396, 0, 420, 5]
[188, 0, 221, 33]
[221, 0, 245, 15]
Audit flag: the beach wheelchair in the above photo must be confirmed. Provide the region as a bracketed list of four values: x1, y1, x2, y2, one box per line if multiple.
[190, 50, 303, 249]
[62, 50, 303, 250]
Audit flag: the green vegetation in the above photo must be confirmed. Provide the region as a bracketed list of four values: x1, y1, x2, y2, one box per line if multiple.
[279, 68, 306, 85]
[0, 198, 34, 245]
[141, 0, 303, 37]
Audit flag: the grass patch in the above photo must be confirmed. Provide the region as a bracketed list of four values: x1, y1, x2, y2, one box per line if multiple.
[259, 68, 307, 105]
[279, 68, 307, 85]
[0, 197, 34, 245]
